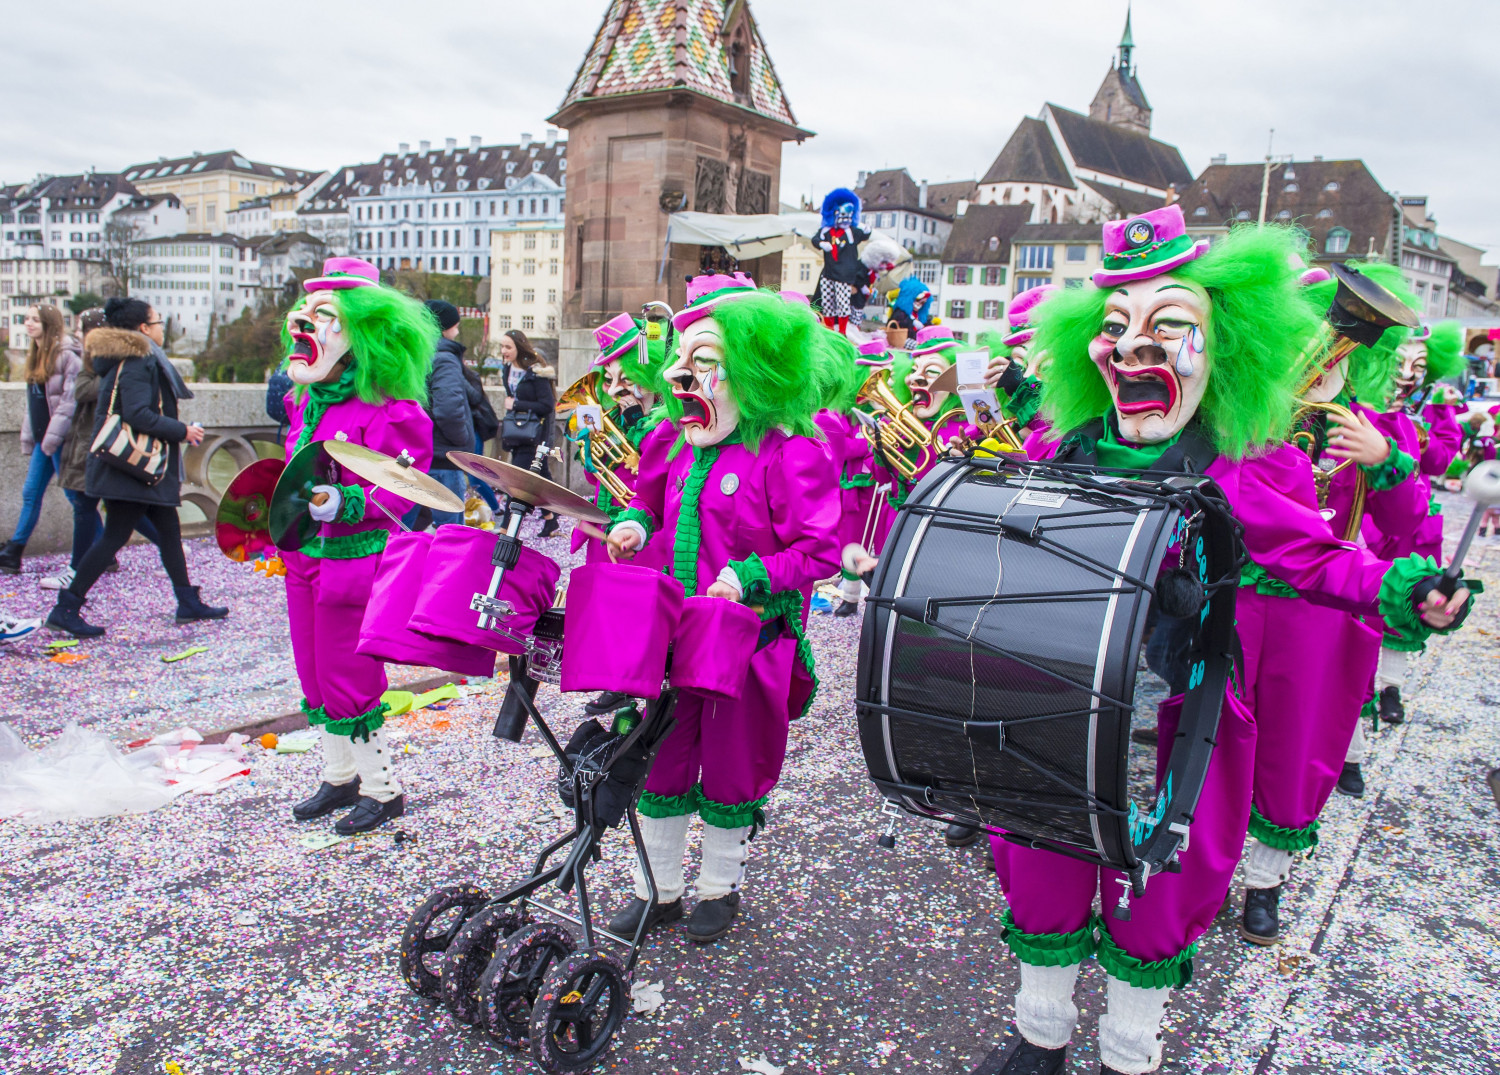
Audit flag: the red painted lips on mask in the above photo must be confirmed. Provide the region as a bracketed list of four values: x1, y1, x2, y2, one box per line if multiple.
[1111, 364, 1179, 416]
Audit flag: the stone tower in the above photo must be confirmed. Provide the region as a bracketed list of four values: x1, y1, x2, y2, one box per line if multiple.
[550, 0, 811, 385]
[1088, 6, 1152, 135]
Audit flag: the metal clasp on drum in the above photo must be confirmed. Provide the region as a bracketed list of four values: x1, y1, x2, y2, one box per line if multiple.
[470, 594, 515, 620]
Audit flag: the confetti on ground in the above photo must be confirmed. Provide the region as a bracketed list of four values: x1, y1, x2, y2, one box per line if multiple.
[161, 645, 209, 663]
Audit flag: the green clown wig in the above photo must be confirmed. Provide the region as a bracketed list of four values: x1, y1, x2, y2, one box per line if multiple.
[810, 326, 868, 413]
[1030, 224, 1324, 459]
[282, 285, 434, 405]
[1300, 260, 1419, 409]
[664, 290, 824, 452]
[1423, 320, 1466, 385]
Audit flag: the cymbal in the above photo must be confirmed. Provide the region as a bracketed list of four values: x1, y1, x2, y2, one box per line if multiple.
[270, 441, 335, 551]
[323, 439, 465, 512]
[447, 451, 610, 524]
[216, 458, 284, 561]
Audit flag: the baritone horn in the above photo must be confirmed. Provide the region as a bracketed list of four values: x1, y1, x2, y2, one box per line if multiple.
[556, 371, 639, 503]
[855, 368, 933, 480]
[1296, 262, 1420, 397]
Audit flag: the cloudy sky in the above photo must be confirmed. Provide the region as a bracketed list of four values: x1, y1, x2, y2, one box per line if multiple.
[4, 0, 1495, 259]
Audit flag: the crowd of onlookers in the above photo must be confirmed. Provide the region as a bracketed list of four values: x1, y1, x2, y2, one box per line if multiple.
[0, 297, 559, 644]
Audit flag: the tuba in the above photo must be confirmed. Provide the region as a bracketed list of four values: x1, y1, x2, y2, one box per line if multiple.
[855, 367, 934, 481]
[556, 370, 640, 504]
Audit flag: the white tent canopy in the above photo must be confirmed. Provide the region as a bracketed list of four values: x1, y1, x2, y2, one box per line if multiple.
[661, 211, 911, 281]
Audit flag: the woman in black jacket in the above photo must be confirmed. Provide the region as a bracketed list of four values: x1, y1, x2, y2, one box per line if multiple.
[45, 298, 228, 637]
[499, 328, 559, 537]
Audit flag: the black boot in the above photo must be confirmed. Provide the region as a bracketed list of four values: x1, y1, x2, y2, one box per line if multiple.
[334, 793, 405, 835]
[945, 822, 981, 848]
[46, 590, 104, 638]
[538, 515, 560, 538]
[174, 585, 229, 623]
[684, 892, 740, 943]
[1240, 884, 1281, 945]
[1337, 762, 1365, 798]
[584, 691, 631, 715]
[970, 1030, 1066, 1075]
[606, 896, 684, 937]
[1378, 684, 1405, 725]
[291, 778, 362, 820]
[0, 540, 24, 575]
[833, 599, 860, 617]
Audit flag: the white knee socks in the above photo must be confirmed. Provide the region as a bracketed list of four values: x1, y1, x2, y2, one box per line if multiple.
[1345, 720, 1366, 765]
[319, 729, 357, 786]
[632, 813, 691, 903]
[839, 576, 863, 605]
[1243, 837, 1294, 890]
[1374, 645, 1410, 692]
[696, 823, 753, 900]
[346, 728, 402, 802]
[1014, 961, 1080, 1050]
[1097, 975, 1171, 1074]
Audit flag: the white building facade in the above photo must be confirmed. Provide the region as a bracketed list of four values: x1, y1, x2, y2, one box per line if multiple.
[129, 234, 259, 348]
[489, 221, 565, 338]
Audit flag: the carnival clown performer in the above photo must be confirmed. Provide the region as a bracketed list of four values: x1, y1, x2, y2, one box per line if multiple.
[604, 273, 840, 943]
[813, 188, 872, 334]
[281, 257, 435, 835]
[1361, 318, 1467, 728]
[978, 209, 1471, 1075]
[853, 234, 905, 314]
[984, 283, 1058, 437]
[887, 275, 936, 343]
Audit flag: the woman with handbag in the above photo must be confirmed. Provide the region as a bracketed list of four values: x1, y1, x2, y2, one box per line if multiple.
[499, 328, 559, 537]
[45, 298, 228, 637]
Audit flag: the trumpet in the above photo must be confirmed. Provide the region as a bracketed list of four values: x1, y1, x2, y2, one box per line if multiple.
[556, 370, 639, 504]
[928, 364, 1025, 452]
[855, 368, 934, 481]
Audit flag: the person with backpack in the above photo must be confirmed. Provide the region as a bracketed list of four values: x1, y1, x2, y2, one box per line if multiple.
[419, 301, 475, 529]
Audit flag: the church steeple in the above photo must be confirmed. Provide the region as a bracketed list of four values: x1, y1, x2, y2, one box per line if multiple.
[1117, 5, 1135, 73]
[1088, 4, 1152, 134]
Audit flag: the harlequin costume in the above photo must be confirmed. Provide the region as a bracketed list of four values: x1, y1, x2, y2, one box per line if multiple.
[977, 210, 1472, 1075]
[604, 274, 841, 943]
[813, 188, 871, 334]
[887, 275, 935, 343]
[281, 257, 436, 835]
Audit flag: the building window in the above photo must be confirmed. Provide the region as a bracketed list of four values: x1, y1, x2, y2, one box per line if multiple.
[1324, 181, 1341, 192]
[916, 261, 940, 285]
[1236, 210, 1252, 221]
[798, 262, 812, 282]
[950, 266, 971, 285]
[501, 259, 510, 275]
[1016, 275, 1050, 293]
[1064, 278, 1086, 289]
[947, 299, 969, 319]
[521, 315, 535, 331]
[1283, 183, 1298, 193]
[497, 315, 512, 329]
[523, 234, 537, 250]
[547, 289, 557, 303]
[1017, 245, 1053, 271]
[522, 288, 535, 303]
[980, 300, 1002, 320]
[523, 258, 536, 275]
[904, 214, 916, 229]
[982, 266, 1006, 286]
[1317, 209, 1333, 219]
[546, 316, 557, 332]
[1325, 227, 1350, 255]
[1065, 245, 1087, 262]
[499, 288, 513, 302]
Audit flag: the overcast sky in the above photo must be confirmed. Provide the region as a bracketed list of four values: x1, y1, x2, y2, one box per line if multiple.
[3, 0, 1495, 260]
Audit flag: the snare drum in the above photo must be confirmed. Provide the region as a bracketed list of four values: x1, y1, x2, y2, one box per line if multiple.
[671, 596, 762, 700]
[408, 525, 561, 653]
[357, 531, 498, 677]
[561, 563, 684, 699]
[856, 455, 1240, 876]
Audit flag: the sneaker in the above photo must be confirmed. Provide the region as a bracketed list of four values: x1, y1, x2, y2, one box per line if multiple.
[39, 567, 76, 591]
[1377, 685, 1405, 726]
[0, 614, 42, 643]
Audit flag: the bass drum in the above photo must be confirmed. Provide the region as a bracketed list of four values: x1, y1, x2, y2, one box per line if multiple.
[856, 455, 1240, 878]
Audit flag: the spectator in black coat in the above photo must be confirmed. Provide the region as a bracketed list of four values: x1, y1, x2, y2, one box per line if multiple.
[420, 301, 475, 528]
[460, 351, 501, 513]
[499, 328, 558, 537]
[45, 297, 228, 637]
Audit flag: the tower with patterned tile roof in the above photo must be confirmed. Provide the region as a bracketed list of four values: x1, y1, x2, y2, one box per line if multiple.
[550, 0, 812, 387]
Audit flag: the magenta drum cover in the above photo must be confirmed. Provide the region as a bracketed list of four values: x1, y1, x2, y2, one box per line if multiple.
[408, 525, 561, 654]
[561, 563, 685, 699]
[356, 531, 498, 676]
[671, 595, 761, 700]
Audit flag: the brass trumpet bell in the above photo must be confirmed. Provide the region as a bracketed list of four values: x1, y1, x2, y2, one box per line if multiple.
[1328, 263, 1420, 349]
[855, 368, 935, 481]
[557, 370, 640, 503]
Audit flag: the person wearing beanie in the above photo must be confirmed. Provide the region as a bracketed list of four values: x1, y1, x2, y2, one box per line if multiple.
[418, 299, 475, 529]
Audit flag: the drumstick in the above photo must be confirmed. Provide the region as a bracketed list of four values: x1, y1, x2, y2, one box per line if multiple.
[576, 520, 609, 542]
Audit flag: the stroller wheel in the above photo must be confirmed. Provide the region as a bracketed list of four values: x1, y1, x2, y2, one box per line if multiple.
[398, 885, 489, 1000]
[440, 904, 529, 1025]
[478, 922, 577, 1043]
[529, 948, 630, 1072]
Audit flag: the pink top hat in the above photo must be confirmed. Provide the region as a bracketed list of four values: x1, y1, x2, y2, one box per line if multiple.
[780, 290, 811, 307]
[305, 256, 380, 292]
[1092, 205, 1209, 287]
[1003, 284, 1060, 347]
[591, 312, 642, 369]
[911, 324, 957, 358]
[1298, 267, 1332, 288]
[856, 338, 891, 366]
[672, 273, 759, 330]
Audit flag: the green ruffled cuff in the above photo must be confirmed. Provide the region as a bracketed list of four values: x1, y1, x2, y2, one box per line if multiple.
[301, 699, 328, 725]
[638, 787, 697, 819]
[336, 484, 367, 525]
[1004, 376, 1043, 428]
[1248, 805, 1320, 852]
[728, 553, 772, 605]
[1378, 554, 1456, 648]
[320, 701, 389, 742]
[999, 908, 1096, 967]
[613, 507, 655, 539]
[1239, 560, 1300, 599]
[840, 471, 875, 489]
[696, 788, 768, 830]
[1360, 441, 1417, 492]
[1095, 922, 1196, 989]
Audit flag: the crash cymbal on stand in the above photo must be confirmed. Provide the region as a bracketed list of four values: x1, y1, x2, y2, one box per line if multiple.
[270, 441, 335, 551]
[447, 451, 610, 524]
[322, 439, 465, 513]
[216, 458, 285, 561]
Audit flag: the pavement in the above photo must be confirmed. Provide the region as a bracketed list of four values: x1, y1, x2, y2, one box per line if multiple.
[2, 500, 1498, 1075]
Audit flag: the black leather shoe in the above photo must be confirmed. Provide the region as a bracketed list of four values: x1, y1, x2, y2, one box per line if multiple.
[584, 691, 631, 715]
[1378, 684, 1405, 725]
[334, 793, 404, 835]
[291, 778, 362, 820]
[47, 589, 104, 638]
[684, 892, 740, 943]
[606, 896, 683, 938]
[1240, 884, 1281, 945]
[1337, 762, 1365, 798]
[174, 585, 229, 622]
[970, 1031, 1066, 1075]
[945, 822, 981, 848]
[833, 599, 860, 618]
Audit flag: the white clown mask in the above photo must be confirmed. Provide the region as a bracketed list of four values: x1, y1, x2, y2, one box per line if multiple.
[904, 354, 954, 420]
[1391, 339, 1428, 405]
[285, 290, 352, 385]
[666, 317, 740, 447]
[600, 358, 648, 411]
[1092, 277, 1212, 444]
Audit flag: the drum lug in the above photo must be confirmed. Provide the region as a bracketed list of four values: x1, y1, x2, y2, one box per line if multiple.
[1161, 821, 1189, 873]
[471, 594, 516, 620]
[876, 801, 901, 850]
[1110, 876, 1133, 921]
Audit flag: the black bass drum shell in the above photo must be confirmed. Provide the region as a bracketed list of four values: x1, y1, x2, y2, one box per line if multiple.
[855, 457, 1238, 874]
